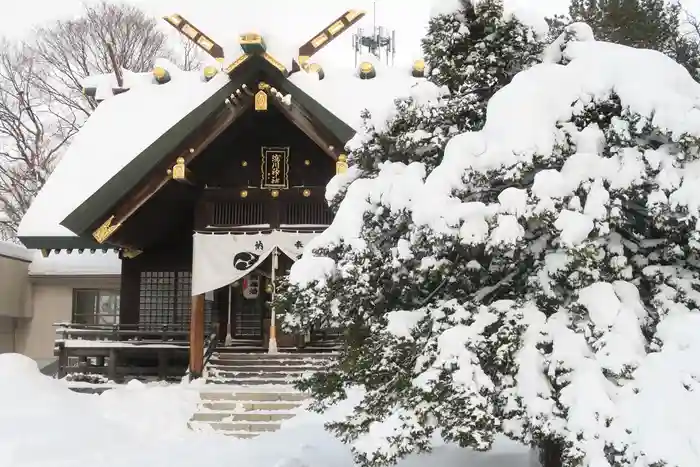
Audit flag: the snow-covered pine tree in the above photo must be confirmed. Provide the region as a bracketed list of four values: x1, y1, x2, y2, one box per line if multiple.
[276, 0, 545, 465]
[393, 23, 700, 467]
[550, 0, 700, 81]
[283, 19, 700, 467]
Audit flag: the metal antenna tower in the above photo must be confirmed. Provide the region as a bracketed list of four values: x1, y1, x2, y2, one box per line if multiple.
[352, 0, 396, 67]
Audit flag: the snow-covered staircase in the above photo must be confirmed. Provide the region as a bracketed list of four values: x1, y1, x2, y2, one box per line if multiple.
[206, 351, 336, 385]
[189, 350, 337, 438]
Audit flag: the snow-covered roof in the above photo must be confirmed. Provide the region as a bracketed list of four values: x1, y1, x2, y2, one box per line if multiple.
[0, 241, 34, 262]
[28, 250, 121, 276]
[0, 239, 120, 275]
[18, 55, 424, 242]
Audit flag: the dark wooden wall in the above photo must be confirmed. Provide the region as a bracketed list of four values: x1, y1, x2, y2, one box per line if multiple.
[116, 103, 338, 328]
[192, 105, 335, 188]
[120, 233, 192, 325]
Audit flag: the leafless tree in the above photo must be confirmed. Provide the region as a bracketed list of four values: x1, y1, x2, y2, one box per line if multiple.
[0, 40, 77, 240]
[32, 1, 201, 116]
[0, 1, 202, 240]
[683, 8, 700, 39]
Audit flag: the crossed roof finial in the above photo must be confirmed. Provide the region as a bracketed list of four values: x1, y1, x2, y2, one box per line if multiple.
[163, 9, 366, 77]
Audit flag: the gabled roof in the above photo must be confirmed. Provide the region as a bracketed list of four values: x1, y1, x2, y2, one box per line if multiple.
[61, 54, 356, 239]
[18, 52, 425, 249]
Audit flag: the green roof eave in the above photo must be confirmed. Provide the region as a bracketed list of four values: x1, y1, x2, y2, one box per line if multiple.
[18, 235, 119, 251]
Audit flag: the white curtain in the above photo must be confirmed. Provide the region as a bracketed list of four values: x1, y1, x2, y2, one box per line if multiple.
[192, 230, 317, 296]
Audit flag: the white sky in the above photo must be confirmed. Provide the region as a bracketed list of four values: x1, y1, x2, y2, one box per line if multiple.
[0, 0, 570, 67]
[0, 0, 695, 67]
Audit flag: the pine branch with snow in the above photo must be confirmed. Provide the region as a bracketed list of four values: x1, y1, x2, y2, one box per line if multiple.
[322, 0, 545, 212]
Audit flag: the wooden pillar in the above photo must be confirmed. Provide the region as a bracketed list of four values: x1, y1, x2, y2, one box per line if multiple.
[108, 348, 118, 382]
[189, 293, 205, 378]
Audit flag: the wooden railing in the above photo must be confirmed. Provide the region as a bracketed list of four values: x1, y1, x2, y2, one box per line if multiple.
[53, 323, 209, 383]
[186, 331, 219, 382]
[55, 323, 191, 343]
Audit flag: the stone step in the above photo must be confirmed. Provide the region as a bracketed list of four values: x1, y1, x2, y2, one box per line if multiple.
[209, 371, 306, 380]
[201, 401, 303, 411]
[209, 378, 293, 385]
[209, 421, 282, 433]
[191, 411, 296, 422]
[200, 391, 308, 402]
[222, 432, 260, 439]
[212, 353, 337, 361]
[208, 359, 329, 369]
[208, 365, 326, 373]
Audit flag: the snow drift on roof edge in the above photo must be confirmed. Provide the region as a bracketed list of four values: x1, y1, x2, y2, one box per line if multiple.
[17, 72, 231, 238]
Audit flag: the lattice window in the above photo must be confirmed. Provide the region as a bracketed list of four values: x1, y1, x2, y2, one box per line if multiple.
[139, 271, 214, 332]
[174, 272, 192, 326]
[210, 201, 266, 226]
[284, 201, 333, 225]
[139, 272, 176, 330]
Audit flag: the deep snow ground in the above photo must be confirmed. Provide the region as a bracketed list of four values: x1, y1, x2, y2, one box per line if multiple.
[0, 354, 534, 467]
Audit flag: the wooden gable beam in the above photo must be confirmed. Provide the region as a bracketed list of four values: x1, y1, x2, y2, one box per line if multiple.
[92, 95, 252, 244]
[297, 10, 366, 67]
[263, 87, 343, 160]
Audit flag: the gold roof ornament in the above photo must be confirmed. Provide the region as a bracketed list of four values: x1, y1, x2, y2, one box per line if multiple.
[255, 90, 268, 111]
[121, 248, 142, 259]
[305, 62, 325, 80]
[153, 66, 171, 84]
[336, 154, 349, 174]
[239, 32, 267, 55]
[358, 61, 376, 80]
[203, 65, 218, 81]
[412, 59, 426, 78]
[172, 157, 187, 180]
[296, 9, 366, 68]
[162, 13, 224, 60]
[92, 215, 121, 244]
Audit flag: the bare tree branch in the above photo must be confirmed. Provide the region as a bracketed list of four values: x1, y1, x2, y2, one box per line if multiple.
[0, 1, 198, 240]
[0, 40, 73, 240]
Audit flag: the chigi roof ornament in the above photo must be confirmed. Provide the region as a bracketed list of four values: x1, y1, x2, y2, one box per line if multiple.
[162, 9, 367, 81]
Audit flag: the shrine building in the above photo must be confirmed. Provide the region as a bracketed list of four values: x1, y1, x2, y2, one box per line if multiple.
[17, 9, 426, 379]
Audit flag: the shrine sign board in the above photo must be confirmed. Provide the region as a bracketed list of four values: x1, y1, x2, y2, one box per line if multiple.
[261, 146, 290, 189]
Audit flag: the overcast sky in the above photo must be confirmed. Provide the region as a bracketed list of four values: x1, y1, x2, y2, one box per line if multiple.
[0, 0, 571, 41]
[0, 0, 696, 65]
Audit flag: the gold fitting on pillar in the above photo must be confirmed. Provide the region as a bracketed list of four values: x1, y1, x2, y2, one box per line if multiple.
[172, 157, 187, 180]
[336, 154, 348, 174]
[255, 90, 268, 111]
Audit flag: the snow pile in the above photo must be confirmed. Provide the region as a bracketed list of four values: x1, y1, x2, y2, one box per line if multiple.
[0, 354, 532, 467]
[288, 23, 700, 467]
[0, 240, 33, 262]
